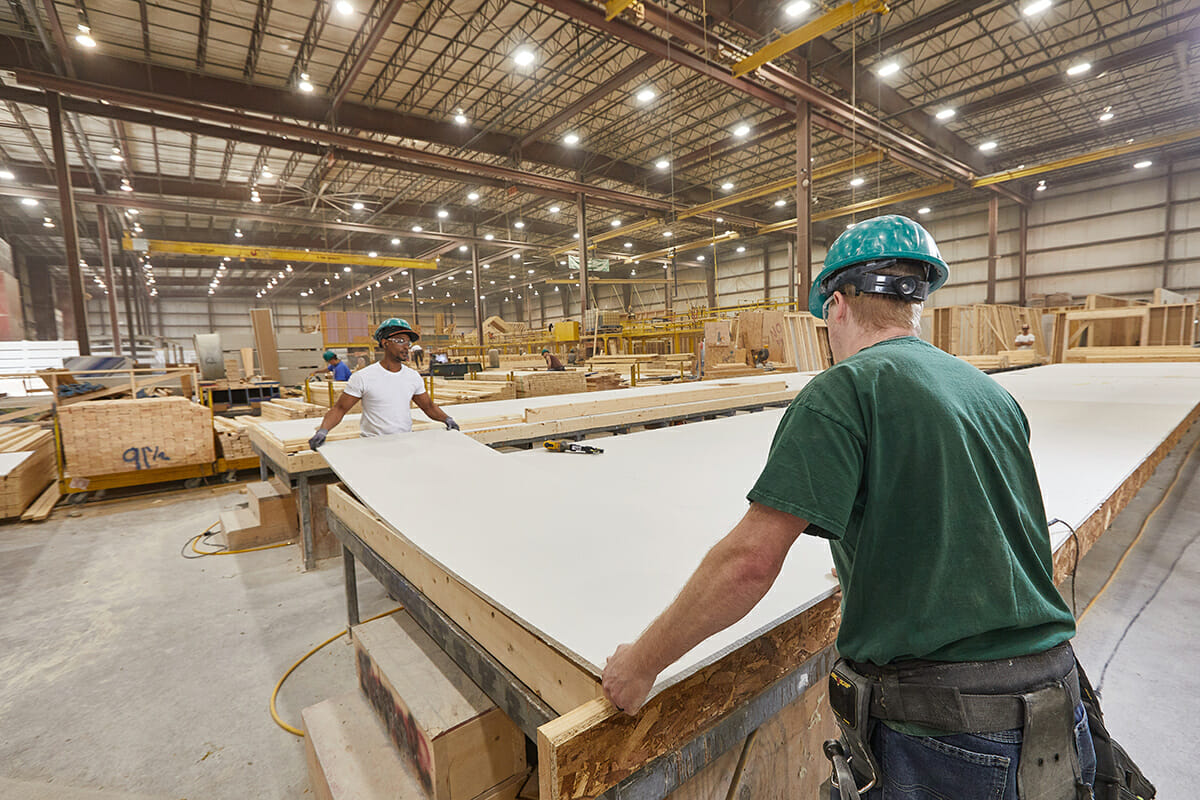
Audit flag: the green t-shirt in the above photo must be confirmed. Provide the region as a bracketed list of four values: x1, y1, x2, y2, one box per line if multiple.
[748, 336, 1075, 666]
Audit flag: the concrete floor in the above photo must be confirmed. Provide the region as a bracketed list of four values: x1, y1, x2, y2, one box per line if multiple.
[0, 421, 1196, 799]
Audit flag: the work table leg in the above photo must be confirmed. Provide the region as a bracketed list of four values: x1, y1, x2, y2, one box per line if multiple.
[298, 475, 315, 571]
[343, 546, 360, 629]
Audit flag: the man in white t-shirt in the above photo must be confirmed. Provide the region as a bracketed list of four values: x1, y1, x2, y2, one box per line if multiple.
[1014, 323, 1036, 350]
[307, 318, 458, 450]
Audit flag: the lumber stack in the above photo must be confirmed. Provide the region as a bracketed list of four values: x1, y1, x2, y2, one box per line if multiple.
[59, 397, 215, 476]
[429, 378, 517, 404]
[213, 416, 257, 460]
[0, 425, 56, 519]
[585, 371, 624, 392]
[1064, 346, 1200, 363]
[260, 398, 327, 421]
[474, 369, 588, 397]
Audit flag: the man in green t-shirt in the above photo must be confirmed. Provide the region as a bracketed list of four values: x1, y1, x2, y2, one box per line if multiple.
[602, 215, 1094, 799]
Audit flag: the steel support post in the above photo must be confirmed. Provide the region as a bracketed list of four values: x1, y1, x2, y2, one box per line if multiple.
[96, 206, 122, 354]
[795, 88, 813, 309]
[1162, 161, 1174, 288]
[409, 269, 418, 325]
[762, 243, 771, 301]
[986, 195, 999, 304]
[47, 92, 89, 354]
[472, 222, 484, 347]
[1018, 204, 1029, 306]
[577, 193, 589, 332]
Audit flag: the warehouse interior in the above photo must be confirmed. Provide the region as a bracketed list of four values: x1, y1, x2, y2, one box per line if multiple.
[0, 0, 1198, 797]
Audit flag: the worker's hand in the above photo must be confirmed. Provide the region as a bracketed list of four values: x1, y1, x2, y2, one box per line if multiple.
[308, 429, 328, 451]
[444, 417, 460, 431]
[602, 643, 655, 715]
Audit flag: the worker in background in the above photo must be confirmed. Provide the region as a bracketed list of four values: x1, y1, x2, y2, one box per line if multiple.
[542, 348, 565, 371]
[567, 347, 578, 366]
[308, 318, 458, 451]
[310, 350, 352, 382]
[601, 215, 1095, 799]
[410, 341, 425, 369]
[1015, 323, 1036, 350]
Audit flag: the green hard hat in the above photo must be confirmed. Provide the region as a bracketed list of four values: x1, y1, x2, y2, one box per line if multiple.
[809, 214, 948, 318]
[541, 348, 550, 354]
[373, 317, 419, 343]
[322, 350, 337, 361]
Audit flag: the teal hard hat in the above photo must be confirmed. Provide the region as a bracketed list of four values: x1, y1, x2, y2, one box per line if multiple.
[373, 317, 419, 343]
[541, 348, 550, 354]
[322, 350, 337, 361]
[809, 214, 948, 318]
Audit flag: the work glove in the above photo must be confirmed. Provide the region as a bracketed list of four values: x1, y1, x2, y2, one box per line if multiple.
[308, 429, 328, 450]
[444, 417, 460, 431]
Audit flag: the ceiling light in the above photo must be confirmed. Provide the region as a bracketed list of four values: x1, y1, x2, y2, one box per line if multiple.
[736, 246, 746, 253]
[390, 238, 400, 246]
[513, 220, 525, 229]
[343, 266, 351, 272]
[513, 47, 535, 67]
[21, 198, 38, 206]
[352, 201, 365, 210]
[715, 217, 724, 223]
[324, 278, 330, 285]
[412, 225, 423, 232]
[1098, 107, 1114, 121]
[368, 251, 378, 257]
[336, 0, 353, 15]
[0, 170, 14, 180]
[467, 191, 480, 201]
[549, 206, 560, 213]
[43, 219, 55, 228]
[611, 219, 621, 227]
[1022, 0, 1051, 14]
[655, 159, 669, 170]
[636, 88, 656, 103]
[109, 152, 123, 163]
[624, 242, 633, 248]
[223, 256, 230, 261]
[876, 61, 900, 77]
[120, 179, 133, 191]
[437, 209, 449, 219]
[277, 271, 285, 278]
[299, 77, 314, 93]
[563, 133, 580, 146]
[572, 233, 579, 239]
[1066, 62, 1091, 76]
[721, 182, 734, 191]
[1036, 180, 1047, 192]
[978, 141, 997, 152]
[75, 24, 96, 48]
[917, 207, 931, 214]
[697, 255, 705, 262]
[459, 245, 469, 252]
[732, 123, 750, 137]
[850, 177, 865, 187]
[936, 108, 956, 120]
[662, 231, 672, 237]
[375, 281, 381, 287]
[512, 253, 521, 259]
[784, 0, 811, 17]
[454, 113, 468, 125]
[1133, 160, 1152, 169]
[234, 229, 243, 237]
[484, 233, 494, 241]
[261, 169, 272, 178]
[774, 199, 787, 207]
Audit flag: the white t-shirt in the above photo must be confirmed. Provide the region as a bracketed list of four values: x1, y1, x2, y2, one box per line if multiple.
[343, 362, 426, 437]
[1014, 333, 1035, 349]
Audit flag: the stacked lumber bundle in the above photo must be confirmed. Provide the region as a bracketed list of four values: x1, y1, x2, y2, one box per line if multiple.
[495, 355, 547, 370]
[474, 369, 588, 397]
[585, 371, 624, 391]
[304, 380, 362, 411]
[589, 354, 694, 382]
[260, 398, 327, 421]
[59, 397, 215, 476]
[213, 416, 257, 460]
[1063, 346, 1200, 363]
[957, 350, 1046, 371]
[429, 378, 517, 404]
[0, 425, 56, 519]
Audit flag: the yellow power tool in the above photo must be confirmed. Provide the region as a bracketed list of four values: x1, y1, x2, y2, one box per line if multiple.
[543, 440, 604, 454]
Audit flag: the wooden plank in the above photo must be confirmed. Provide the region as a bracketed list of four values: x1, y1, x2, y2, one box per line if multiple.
[537, 594, 841, 800]
[329, 485, 603, 715]
[251, 308, 280, 381]
[522, 381, 786, 423]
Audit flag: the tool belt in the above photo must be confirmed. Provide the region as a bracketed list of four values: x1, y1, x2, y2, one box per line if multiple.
[824, 642, 1090, 800]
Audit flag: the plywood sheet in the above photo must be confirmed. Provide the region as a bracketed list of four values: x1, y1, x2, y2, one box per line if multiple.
[0, 451, 33, 476]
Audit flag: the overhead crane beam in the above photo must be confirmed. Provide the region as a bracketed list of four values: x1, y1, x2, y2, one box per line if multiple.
[731, 0, 889, 79]
[122, 237, 438, 270]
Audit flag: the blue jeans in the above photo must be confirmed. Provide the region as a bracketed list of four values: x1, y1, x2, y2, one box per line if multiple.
[832, 704, 1096, 800]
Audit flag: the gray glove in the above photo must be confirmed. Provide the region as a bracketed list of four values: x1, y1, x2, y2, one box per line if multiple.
[308, 429, 328, 450]
[444, 417, 460, 431]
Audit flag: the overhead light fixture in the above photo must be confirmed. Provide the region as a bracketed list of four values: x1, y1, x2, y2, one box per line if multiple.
[774, 199, 787, 207]
[715, 216, 724, 223]
[343, 266, 351, 272]
[299, 72, 314, 93]
[697, 255, 705, 262]
[43, 218, 55, 228]
[636, 88, 656, 103]
[936, 108, 956, 120]
[876, 61, 901, 77]
[1022, 0, 1052, 14]
[1066, 62, 1091, 76]
[624, 242, 633, 248]
[75, 24, 96, 48]
[978, 141, 997, 152]
[850, 177, 865, 187]
[732, 123, 750, 137]
[1133, 160, 1152, 169]
[454, 112, 468, 125]
[437, 209, 449, 219]
[513, 47, 536, 67]
[662, 231, 672, 238]
[120, 178, 133, 192]
[549, 206, 560, 213]
[412, 225, 423, 232]
[368, 251, 378, 257]
[736, 246, 746, 253]
[1098, 106, 1114, 121]
[484, 233, 494, 241]
[109, 147, 123, 162]
[234, 228, 244, 237]
[21, 198, 38, 206]
[917, 207, 931, 215]
[467, 191, 480, 201]
[512, 253, 521, 259]
[352, 201, 365, 210]
[784, 0, 811, 17]
[655, 159, 669, 170]
[0, 169, 15, 179]
[390, 237, 401, 245]
[1036, 180, 1047, 192]
[261, 169, 272, 178]
[459, 245, 469, 252]
[336, 0, 354, 15]
[721, 181, 734, 191]
[611, 219, 621, 227]
[563, 133, 580, 146]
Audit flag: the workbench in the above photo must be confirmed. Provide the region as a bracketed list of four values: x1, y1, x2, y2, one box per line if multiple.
[321, 363, 1200, 799]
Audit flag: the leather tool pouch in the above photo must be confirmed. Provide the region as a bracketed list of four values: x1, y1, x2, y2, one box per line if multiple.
[1016, 678, 1084, 799]
[827, 660, 881, 792]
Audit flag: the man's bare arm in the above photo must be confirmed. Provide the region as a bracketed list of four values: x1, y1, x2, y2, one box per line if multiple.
[602, 502, 807, 713]
[316, 391, 358, 433]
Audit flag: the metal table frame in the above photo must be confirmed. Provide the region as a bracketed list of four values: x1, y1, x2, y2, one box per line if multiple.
[325, 503, 837, 800]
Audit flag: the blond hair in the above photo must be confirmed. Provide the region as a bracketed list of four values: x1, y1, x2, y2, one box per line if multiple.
[834, 261, 926, 332]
